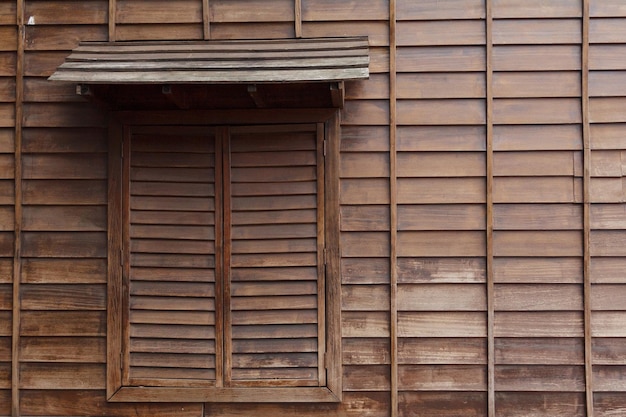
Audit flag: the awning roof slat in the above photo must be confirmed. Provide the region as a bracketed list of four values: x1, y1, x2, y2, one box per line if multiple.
[49, 37, 369, 84]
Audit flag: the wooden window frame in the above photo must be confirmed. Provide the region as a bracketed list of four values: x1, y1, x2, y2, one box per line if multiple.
[107, 109, 342, 403]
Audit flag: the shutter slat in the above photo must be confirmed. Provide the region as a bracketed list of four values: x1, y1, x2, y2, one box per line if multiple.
[127, 129, 217, 386]
[227, 125, 323, 387]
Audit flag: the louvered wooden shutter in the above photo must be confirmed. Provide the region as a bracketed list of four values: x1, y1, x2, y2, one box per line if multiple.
[225, 124, 325, 387]
[125, 127, 219, 387]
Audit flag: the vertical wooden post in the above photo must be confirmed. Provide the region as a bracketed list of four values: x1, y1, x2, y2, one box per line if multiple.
[108, 0, 116, 41]
[581, 0, 594, 415]
[388, 0, 398, 416]
[294, 0, 302, 38]
[12, 0, 25, 415]
[485, 1, 495, 416]
[203, 0, 211, 40]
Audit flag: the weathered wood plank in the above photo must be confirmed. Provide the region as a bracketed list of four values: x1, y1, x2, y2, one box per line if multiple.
[343, 338, 390, 365]
[495, 312, 583, 337]
[590, 71, 626, 96]
[592, 312, 626, 337]
[397, 46, 486, 72]
[397, 152, 486, 177]
[494, 150, 581, 176]
[496, 338, 584, 365]
[493, 231, 582, 257]
[493, 71, 581, 98]
[595, 393, 626, 417]
[495, 392, 585, 417]
[493, 98, 582, 124]
[399, 364, 486, 391]
[398, 178, 486, 204]
[591, 257, 626, 284]
[398, 204, 486, 231]
[398, 73, 485, 99]
[590, 178, 626, 203]
[494, 284, 583, 311]
[494, 204, 583, 230]
[114, 24, 204, 42]
[25, 25, 107, 51]
[341, 205, 390, 231]
[493, 0, 582, 18]
[25, 0, 108, 24]
[341, 232, 390, 257]
[493, 45, 581, 71]
[591, 230, 626, 256]
[23, 103, 106, 128]
[590, 45, 626, 70]
[21, 311, 105, 336]
[0, 52, 16, 76]
[20, 337, 105, 362]
[342, 258, 390, 285]
[397, 20, 485, 46]
[493, 19, 581, 44]
[398, 284, 486, 311]
[341, 100, 389, 125]
[0, 78, 16, 102]
[494, 177, 583, 203]
[22, 232, 107, 258]
[116, 0, 202, 23]
[20, 389, 204, 416]
[591, 0, 626, 17]
[23, 206, 106, 231]
[302, 0, 388, 21]
[496, 365, 585, 391]
[342, 285, 389, 311]
[592, 285, 626, 310]
[397, 0, 485, 20]
[590, 18, 626, 43]
[398, 126, 486, 151]
[20, 363, 105, 389]
[342, 311, 389, 338]
[397, 258, 486, 284]
[210, 0, 293, 22]
[344, 365, 390, 391]
[399, 391, 487, 417]
[591, 97, 626, 123]
[494, 125, 582, 151]
[23, 180, 107, 205]
[340, 152, 389, 178]
[21, 284, 106, 310]
[398, 312, 487, 337]
[303, 22, 389, 47]
[399, 338, 486, 365]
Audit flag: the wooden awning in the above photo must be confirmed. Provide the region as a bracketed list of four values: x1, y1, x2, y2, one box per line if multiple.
[49, 37, 369, 84]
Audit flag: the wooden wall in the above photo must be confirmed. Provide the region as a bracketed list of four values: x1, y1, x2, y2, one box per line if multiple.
[1, 0, 626, 416]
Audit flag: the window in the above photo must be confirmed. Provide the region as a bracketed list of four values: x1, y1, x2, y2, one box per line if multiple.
[107, 110, 341, 403]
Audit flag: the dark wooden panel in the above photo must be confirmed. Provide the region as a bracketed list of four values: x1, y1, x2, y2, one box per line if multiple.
[0, 180, 14, 204]
[493, 19, 581, 44]
[592, 257, 626, 284]
[593, 312, 626, 337]
[397, 46, 486, 72]
[303, 22, 389, 47]
[0, 2, 16, 25]
[0, 52, 16, 76]
[398, 204, 486, 231]
[0, 155, 13, 179]
[0, 260, 11, 284]
[398, 284, 486, 311]
[493, 231, 582, 257]
[493, 98, 582, 124]
[22, 231, 107, 258]
[342, 285, 389, 311]
[398, 312, 487, 338]
[493, 71, 581, 98]
[345, 75, 389, 100]
[0, 311, 10, 335]
[342, 258, 390, 285]
[594, 365, 626, 391]
[590, 45, 626, 70]
[342, 311, 389, 338]
[591, 230, 626, 256]
[0, 130, 14, 153]
[340, 152, 389, 178]
[20, 363, 105, 389]
[595, 393, 626, 417]
[592, 284, 626, 310]
[493, 0, 582, 18]
[341, 100, 389, 125]
[493, 177, 583, 203]
[206, 392, 389, 417]
[397, 0, 485, 20]
[117, 0, 202, 23]
[591, 18, 626, 43]
[397, 258, 486, 284]
[23, 206, 106, 231]
[399, 364, 486, 391]
[398, 72, 485, 99]
[24, 51, 67, 77]
[397, 152, 486, 177]
[493, 45, 581, 71]
[495, 392, 585, 417]
[21, 311, 105, 336]
[497, 259, 576, 292]
[20, 389, 204, 416]
[398, 99, 486, 125]
[399, 338, 486, 364]
[0, 284, 10, 310]
[341, 206, 390, 231]
[340, 178, 389, 205]
[494, 204, 583, 230]
[0, 233, 14, 257]
[25, 25, 107, 51]
[496, 365, 585, 391]
[341, 126, 390, 152]
[398, 231, 485, 257]
[302, 0, 388, 21]
[115, 23, 205, 41]
[21, 284, 106, 310]
[25, 0, 108, 24]
[398, 126, 486, 152]
[0, 103, 15, 127]
[399, 391, 487, 417]
[397, 20, 485, 46]
[209, 0, 291, 22]
[343, 338, 390, 365]
[0, 336, 8, 361]
[494, 124, 581, 151]
[593, 338, 626, 365]
[398, 178, 486, 204]
[496, 338, 584, 365]
[494, 284, 582, 311]
[23, 180, 107, 205]
[0, 78, 16, 102]
[20, 337, 105, 362]
[343, 365, 390, 391]
[23, 103, 107, 128]
[495, 312, 583, 337]
[0, 27, 16, 52]
[24, 78, 84, 103]
[341, 232, 390, 257]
